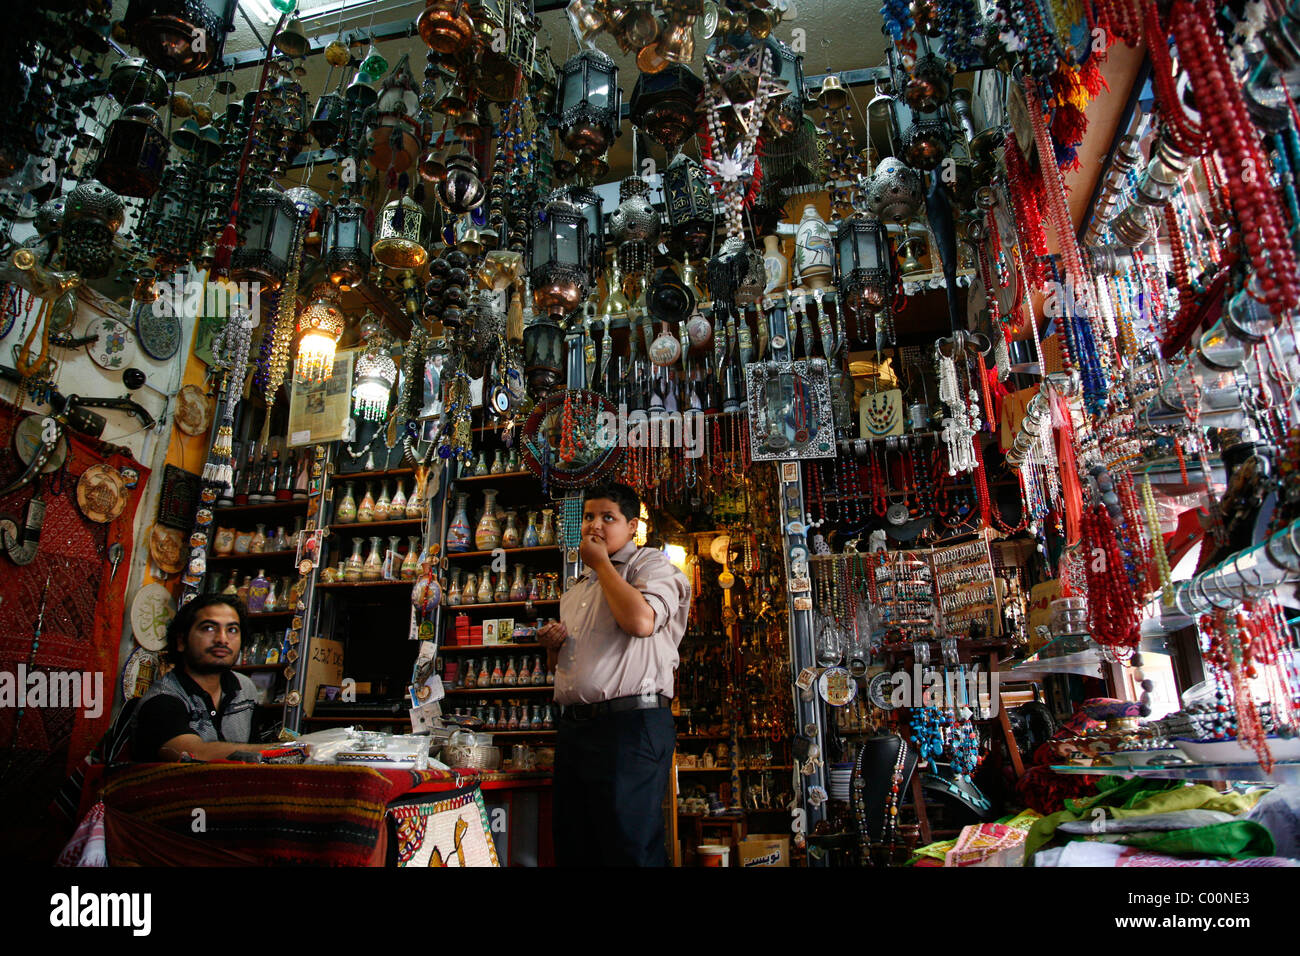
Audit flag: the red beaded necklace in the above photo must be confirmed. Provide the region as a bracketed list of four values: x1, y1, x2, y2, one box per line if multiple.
[1080, 504, 1141, 652]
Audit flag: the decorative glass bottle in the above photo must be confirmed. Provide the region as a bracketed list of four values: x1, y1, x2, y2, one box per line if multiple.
[509, 565, 527, 601]
[401, 536, 421, 580]
[273, 525, 291, 552]
[374, 481, 391, 521]
[250, 523, 267, 554]
[489, 450, 504, 474]
[476, 567, 493, 604]
[336, 481, 357, 523]
[477, 659, 490, 686]
[504, 656, 518, 686]
[528, 574, 540, 601]
[263, 576, 278, 613]
[447, 568, 462, 606]
[463, 658, 476, 689]
[385, 535, 402, 579]
[408, 467, 427, 518]
[490, 657, 504, 686]
[475, 488, 501, 551]
[507, 704, 520, 730]
[390, 480, 407, 517]
[447, 492, 472, 552]
[472, 451, 489, 476]
[522, 511, 540, 547]
[493, 571, 509, 603]
[345, 539, 365, 581]
[363, 536, 383, 580]
[531, 654, 544, 685]
[357, 483, 376, 523]
[247, 570, 270, 613]
[463, 571, 478, 605]
[221, 574, 238, 596]
[501, 509, 520, 549]
[537, 508, 555, 546]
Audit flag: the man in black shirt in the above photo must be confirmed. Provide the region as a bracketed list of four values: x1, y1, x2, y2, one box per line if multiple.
[132, 595, 268, 761]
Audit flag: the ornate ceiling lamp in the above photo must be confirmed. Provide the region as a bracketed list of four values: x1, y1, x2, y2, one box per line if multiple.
[294, 285, 346, 384]
[121, 0, 236, 74]
[353, 322, 400, 421]
[554, 48, 621, 158]
[629, 64, 703, 156]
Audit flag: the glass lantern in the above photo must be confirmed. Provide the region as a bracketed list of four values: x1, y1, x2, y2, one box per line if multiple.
[662, 153, 715, 259]
[323, 200, 372, 291]
[522, 316, 566, 398]
[123, 0, 236, 74]
[353, 341, 399, 421]
[294, 289, 346, 384]
[554, 48, 621, 158]
[628, 64, 703, 155]
[552, 184, 604, 285]
[97, 104, 169, 199]
[765, 36, 805, 137]
[835, 214, 892, 312]
[528, 197, 591, 318]
[372, 195, 429, 270]
[230, 187, 299, 291]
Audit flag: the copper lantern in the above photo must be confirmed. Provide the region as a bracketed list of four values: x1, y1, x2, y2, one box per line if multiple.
[96, 105, 169, 199]
[122, 0, 236, 75]
[529, 197, 591, 319]
[230, 188, 299, 291]
[553, 49, 621, 158]
[323, 200, 372, 291]
[628, 64, 703, 155]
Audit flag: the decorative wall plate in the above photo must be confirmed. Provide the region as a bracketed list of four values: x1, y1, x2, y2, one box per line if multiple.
[818, 666, 858, 706]
[130, 582, 175, 652]
[148, 523, 186, 574]
[121, 646, 162, 699]
[174, 384, 212, 436]
[867, 671, 896, 709]
[76, 464, 127, 523]
[13, 414, 67, 473]
[519, 388, 623, 489]
[157, 464, 200, 530]
[85, 314, 137, 371]
[135, 299, 181, 360]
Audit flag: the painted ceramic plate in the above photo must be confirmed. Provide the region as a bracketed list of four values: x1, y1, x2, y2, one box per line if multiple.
[76, 464, 127, 523]
[130, 582, 175, 652]
[13, 414, 67, 473]
[174, 384, 212, 436]
[121, 646, 162, 699]
[817, 666, 858, 707]
[85, 314, 137, 371]
[135, 300, 181, 360]
[148, 523, 186, 574]
[867, 671, 896, 710]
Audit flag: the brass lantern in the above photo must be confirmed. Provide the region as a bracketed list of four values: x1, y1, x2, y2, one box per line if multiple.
[294, 287, 346, 384]
[322, 200, 371, 291]
[372, 195, 430, 270]
[629, 64, 703, 155]
[230, 187, 299, 291]
[835, 214, 892, 313]
[553, 49, 621, 158]
[122, 0, 236, 74]
[764, 36, 805, 137]
[552, 183, 604, 285]
[418, 0, 476, 60]
[662, 153, 715, 259]
[529, 197, 591, 319]
[96, 105, 169, 199]
[894, 98, 950, 172]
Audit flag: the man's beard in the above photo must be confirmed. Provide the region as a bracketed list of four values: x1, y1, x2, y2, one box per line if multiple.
[185, 647, 235, 675]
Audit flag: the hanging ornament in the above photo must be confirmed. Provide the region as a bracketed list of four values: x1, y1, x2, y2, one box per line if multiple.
[294, 286, 346, 384]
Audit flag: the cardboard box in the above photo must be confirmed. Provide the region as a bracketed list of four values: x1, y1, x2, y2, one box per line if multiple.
[303, 636, 344, 718]
[737, 835, 790, 867]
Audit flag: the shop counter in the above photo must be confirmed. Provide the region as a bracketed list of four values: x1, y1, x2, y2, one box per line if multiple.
[87, 763, 553, 866]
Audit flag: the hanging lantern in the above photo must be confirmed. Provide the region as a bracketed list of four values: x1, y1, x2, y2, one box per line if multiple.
[372, 195, 429, 270]
[865, 155, 925, 222]
[764, 36, 805, 137]
[122, 0, 236, 74]
[522, 315, 566, 398]
[367, 54, 422, 176]
[552, 183, 604, 285]
[472, 0, 534, 104]
[96, 104, 169, 199]
[629, 64, 703, 155]
[418, 0, 476, 59]
[835, 214, 892, 313]
[295, 288, 346, 384]
[323, 200, 372, 291]
[62, 180, 126, 279]
[554, 48, 621, 158]
[230, 188, 299, 291]
[435, 153, 487, 215]
[529, 196, 591, 319]
[310, 91, 347, 148]
[107, 57, 170, 108]
[893, 98, 950, 172]
[662, 153, 715, 258]
[353, 340, 399, 421]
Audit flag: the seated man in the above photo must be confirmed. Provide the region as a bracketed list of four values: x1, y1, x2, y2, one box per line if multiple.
[132, 595, 267, 762]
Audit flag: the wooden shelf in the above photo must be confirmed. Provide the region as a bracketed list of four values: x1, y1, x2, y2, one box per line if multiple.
[444, 685, 554, 695]
[208, 550, 300, 563]
[333, 467, 415, 481]
[455, 470, 534, 483]
[445, 600, 560, 611]
[441, 642, 545, 652]
[330, 517, 424, 532]
[316, 580, 412, 590]
[215, 500, 308, 515]
[445, 545, 559, 560]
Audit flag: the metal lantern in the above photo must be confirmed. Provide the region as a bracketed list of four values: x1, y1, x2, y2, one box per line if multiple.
[765, 36, 805, 137]
[552, 184, 604, 285]
[472, 0, 535, 104]
[295, 288, 346, 384]
[96, 105, 169, 199]
[865, 156, 924, 222]
[629, 64, 703, 155]
[554, 49, 621, 158]
[353, 340, 399, 421]
[323, 201, 371, 291]
[522, 315, 566, 397]
[62, 180, 127, 279]
[893, 98, 950, 172]
[122, 0, 236, 74]
[529, 197, 591, 318]
[662, 153, 715, 258]
[372, 195, 429, 271]
[107, 57, 170, 108]
[230, 188, 298, 291]
[836, 214, 892, 312]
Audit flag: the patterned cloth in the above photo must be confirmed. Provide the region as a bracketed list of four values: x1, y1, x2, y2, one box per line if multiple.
[100, 763, 479, 866]
[389, 787, 500, 867]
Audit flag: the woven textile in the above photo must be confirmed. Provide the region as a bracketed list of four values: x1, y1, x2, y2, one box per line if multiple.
[389, 787, 500, 867]
[100, 763, 477, 866]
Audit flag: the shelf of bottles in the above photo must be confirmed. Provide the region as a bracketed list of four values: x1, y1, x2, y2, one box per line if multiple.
[319, 465, 430, 587]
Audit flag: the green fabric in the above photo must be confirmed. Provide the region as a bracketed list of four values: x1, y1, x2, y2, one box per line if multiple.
[1098, 821, 1274, 858]
[1025, 779, 1269, 860]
